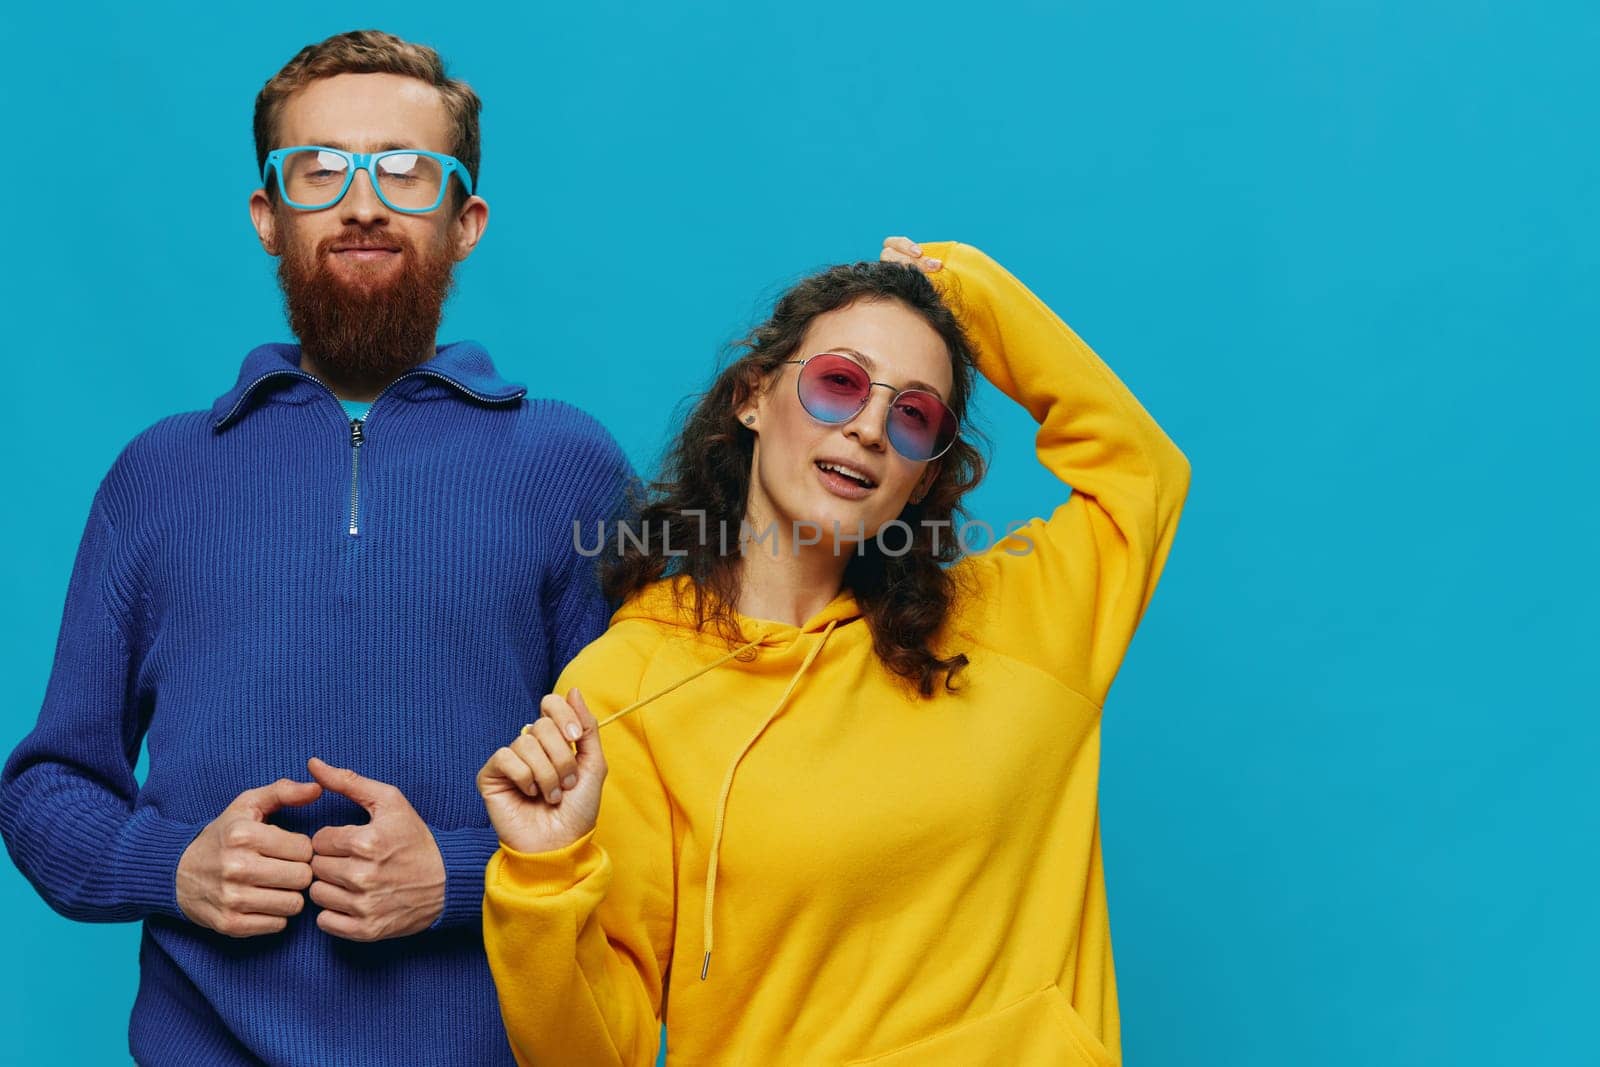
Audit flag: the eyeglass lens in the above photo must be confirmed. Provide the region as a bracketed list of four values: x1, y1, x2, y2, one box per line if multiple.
[796, 354, 957, 462]
[280, 150, 446, 211]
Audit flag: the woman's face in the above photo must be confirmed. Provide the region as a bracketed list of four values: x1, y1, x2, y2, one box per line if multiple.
[738, 298, 954, 551]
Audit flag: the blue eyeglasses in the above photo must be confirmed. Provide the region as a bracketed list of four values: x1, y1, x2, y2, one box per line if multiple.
[262, 146, 474, 214]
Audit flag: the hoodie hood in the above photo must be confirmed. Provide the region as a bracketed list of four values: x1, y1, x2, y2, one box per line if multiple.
[609, 574, 863, 640]
[585, 577, 862, 979]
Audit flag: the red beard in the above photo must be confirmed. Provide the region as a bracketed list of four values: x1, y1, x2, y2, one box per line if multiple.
[277, 222, 457, 385]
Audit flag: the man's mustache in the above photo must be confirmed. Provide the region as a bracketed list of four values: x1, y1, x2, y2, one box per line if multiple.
[316, 230, 411, 258]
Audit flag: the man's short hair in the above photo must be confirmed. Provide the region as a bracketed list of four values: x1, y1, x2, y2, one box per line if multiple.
[254, 29, 482, 201]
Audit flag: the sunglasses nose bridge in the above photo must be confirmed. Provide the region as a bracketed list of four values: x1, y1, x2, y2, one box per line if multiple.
[838, 387, 894, 447]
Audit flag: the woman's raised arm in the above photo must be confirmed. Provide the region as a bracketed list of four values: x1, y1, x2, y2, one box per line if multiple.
[922, 239, 1191, 707]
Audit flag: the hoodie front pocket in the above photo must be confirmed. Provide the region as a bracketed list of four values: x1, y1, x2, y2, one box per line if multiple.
[844, 983, 1117, 1066]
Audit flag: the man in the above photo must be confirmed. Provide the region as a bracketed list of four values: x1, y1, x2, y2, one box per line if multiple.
[0, 29, 630, 1065]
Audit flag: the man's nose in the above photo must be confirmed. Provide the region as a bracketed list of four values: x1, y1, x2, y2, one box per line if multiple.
[339, 167, 389, 225]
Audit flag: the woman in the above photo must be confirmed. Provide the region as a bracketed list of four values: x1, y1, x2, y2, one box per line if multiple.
[476, 237, 1190, 1065]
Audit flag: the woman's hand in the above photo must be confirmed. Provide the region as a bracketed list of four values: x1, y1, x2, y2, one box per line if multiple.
[477, 689, 607, 854]
[880, 235, 943, 274]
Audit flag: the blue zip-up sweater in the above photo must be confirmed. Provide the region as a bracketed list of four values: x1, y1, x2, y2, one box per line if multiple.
[0, 340, 634, 1066]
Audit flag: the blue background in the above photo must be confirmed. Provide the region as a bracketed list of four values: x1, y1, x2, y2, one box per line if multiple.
[1, 2, 1594, 1064]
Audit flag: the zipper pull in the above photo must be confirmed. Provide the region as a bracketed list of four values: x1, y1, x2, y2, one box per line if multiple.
[348, 418, 364, 537]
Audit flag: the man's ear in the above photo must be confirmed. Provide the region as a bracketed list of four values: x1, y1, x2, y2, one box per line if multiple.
[248, 189, 281, 256]
[450, 195, 490, 261]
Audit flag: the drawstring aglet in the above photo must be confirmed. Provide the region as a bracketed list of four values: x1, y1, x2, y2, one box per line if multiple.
[700, 951, 712, 981]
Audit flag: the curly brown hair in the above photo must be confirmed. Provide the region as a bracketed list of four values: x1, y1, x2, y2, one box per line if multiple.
[602, 260, 988, 697]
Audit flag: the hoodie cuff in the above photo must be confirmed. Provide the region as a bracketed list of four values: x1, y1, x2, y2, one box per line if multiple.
[489, 828, 607, 896]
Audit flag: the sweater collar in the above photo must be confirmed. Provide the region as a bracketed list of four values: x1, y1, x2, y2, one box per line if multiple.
[210, 340, 526, 430]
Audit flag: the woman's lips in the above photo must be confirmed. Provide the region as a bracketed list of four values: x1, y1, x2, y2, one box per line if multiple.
[815, 461, 874, 500]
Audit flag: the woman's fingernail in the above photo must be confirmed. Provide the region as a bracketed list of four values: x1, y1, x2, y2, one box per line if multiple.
[566, 723, 582, 740]
[562, 774, 577, 790]
[909, 242, 922, 255]
[548, 788, 562, 803]
[925, 257, 942, 269]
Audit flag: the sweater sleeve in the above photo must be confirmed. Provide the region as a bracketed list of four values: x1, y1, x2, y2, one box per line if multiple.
[482, 631, 674, 1067]
[429, 825, 502, 930]
[436, 418, 639, 934]
[927, 241, 1192, 706]
[0, 487, 203, 921]
[543, 416, 639, 686]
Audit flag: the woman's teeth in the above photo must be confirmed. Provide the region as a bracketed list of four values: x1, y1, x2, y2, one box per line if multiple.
[816, 461, 875, 488]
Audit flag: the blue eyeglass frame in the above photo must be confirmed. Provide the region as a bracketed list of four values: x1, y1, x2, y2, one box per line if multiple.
[261, 146, 475, 214]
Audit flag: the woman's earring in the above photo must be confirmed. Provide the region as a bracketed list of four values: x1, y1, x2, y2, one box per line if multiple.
[743, 415, 755, 425]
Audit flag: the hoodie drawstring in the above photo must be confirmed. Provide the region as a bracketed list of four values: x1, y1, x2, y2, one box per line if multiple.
[590, 639, 762, 729]
[698, 618, 836, 980]
[559, 618, 840, 982]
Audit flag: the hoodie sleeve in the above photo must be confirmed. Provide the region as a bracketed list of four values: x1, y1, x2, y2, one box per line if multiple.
[483, 627, 673, 1067]
[925, 241, 1191, 707]
[0, 486, 203, 921]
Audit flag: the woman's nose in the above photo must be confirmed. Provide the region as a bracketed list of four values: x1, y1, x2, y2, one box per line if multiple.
[842, 391, 891, 451]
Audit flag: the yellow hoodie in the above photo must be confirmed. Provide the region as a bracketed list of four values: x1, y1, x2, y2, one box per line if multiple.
[482, 242, 1191, 1065]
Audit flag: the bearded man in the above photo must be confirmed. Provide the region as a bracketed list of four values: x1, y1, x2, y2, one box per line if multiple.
[0, 29, 631, 1066]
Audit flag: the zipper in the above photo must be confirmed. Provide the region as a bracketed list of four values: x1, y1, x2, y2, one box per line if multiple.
[216, 366, 527, 538]
[348, 418, 364, 536]
[334, 369, 525, 539]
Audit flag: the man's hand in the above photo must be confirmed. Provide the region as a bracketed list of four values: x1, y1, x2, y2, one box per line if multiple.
[305, 757, 446, 942]
[176, 778, 322, 937]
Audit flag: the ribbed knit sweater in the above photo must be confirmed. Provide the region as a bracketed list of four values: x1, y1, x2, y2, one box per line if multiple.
[0, 340, 633, 1066]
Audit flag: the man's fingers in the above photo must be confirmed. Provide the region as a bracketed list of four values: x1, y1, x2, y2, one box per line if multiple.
[249, 823, 314, 863]
[213, 842, 311, 890]
[310, 854, 367, 892]
[310, 823, 369, 859]
[234, 778, 323, 819]
[228, 886, 307, 918]
[207, 881, 304, 924]
[882, 235, 921, 257]
[309, 878, 364, 917]
[249, 856, 314, 892]
[306, 757, 401, 814]
[215, 913, 290, 939]
[306, 757, 401, 813]
[317, 907, 376, 942]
